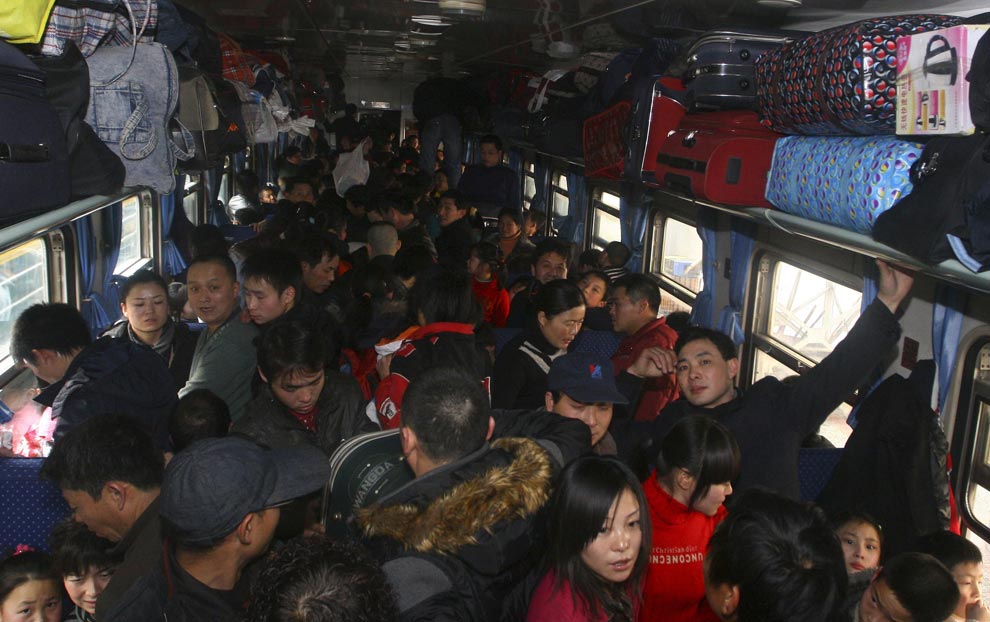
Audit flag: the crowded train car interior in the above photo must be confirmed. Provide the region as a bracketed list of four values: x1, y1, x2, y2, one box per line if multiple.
[5, 0, 990, 617]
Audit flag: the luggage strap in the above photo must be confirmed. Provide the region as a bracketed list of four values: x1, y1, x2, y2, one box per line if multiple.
[656, 153, 707, 173]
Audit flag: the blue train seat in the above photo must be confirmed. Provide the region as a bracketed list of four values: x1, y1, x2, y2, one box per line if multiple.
[0, 458, 70, 552]
[571, 329, 623, 359]
[798, 447, 844, 503]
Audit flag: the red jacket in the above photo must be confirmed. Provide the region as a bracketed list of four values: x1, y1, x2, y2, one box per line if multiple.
[472, 277, 510, 327]
[374, 322, 491, 429]
[527, 570, 625, 622]
[641, 477, 725, 622]
[611, 318, 679, 422]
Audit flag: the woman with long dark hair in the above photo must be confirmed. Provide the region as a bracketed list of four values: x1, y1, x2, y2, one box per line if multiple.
[527, 456, 651, 622]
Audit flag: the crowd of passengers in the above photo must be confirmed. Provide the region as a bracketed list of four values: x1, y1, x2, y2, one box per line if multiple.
[0, 130, 981, 622]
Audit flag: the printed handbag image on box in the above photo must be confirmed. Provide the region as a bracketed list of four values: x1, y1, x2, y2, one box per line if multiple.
[583, 101, 631, 179]
[756, 14, 963, 135]
[766, 136, 924, 233]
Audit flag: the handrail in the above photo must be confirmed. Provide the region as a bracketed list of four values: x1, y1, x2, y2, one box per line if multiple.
[0, 188, 148, 251]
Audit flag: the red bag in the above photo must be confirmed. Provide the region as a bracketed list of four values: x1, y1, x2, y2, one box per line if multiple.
[583, 101, 631, 179]
[654, 111, 781, 207]
[218, 33, 255, 86]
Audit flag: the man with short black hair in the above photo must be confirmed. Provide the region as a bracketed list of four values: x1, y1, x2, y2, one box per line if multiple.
[41, 414, 165, 619]
[12, 303, 176, 449]
[180, 255, 258, 421]
[545, 352, 627, 455]
[357, 367, 589, 621]
[457, 134, 520, 217]
[505, 238, 571, 329]
[609, 273, 679, 423]
[283, 177, 315, 206]
[435, 189, 476, 269]
[104, 437, 329, 622]
[380, 193, 436, 259]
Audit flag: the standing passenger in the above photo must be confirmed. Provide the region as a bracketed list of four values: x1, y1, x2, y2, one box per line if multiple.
[435, 190, 477, 270]
[457, 134, 520, 217]
[179, 255, 258, 421]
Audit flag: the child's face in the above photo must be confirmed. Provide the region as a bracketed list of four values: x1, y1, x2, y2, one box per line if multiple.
[64, 566, 114, 615]
[0, 579, 61, 622]
[838, 520, 881, 574]
[951, 561, 983, 619]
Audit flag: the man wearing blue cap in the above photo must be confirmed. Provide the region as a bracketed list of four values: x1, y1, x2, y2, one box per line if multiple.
[104, 438, 330, 622]
[545, 352, 628, 456]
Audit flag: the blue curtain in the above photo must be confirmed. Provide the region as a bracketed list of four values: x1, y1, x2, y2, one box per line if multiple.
[531, 159, 551, 216]
[933, 283, 967, 414]
[161, 174, 188, 277]
[559, 172, 587, 245]
[847, 261, 881, 427]
[77, 216, 110, 337]
[508, 149, 524, 212]
[619, 186, 650, 271]
[206, 166, 229, 226]
[233, 150, 247, 173]
[690, 206, 718, 329]
[717, 219, 757, 345]
[99, 204, 124, 325]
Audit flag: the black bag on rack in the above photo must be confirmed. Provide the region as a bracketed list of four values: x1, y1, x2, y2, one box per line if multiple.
[175, 67, 247, 171]
[0, 40, 70, 223]
[33, 42, 125, 199]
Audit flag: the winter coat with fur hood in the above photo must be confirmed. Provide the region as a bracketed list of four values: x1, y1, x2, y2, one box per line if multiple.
[355, 408, 591, 622]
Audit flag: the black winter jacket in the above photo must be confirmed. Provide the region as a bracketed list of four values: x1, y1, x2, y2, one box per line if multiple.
[493, 330, 566, 410]
[38, 337, 177, 451]
[356, 408, 591, 622]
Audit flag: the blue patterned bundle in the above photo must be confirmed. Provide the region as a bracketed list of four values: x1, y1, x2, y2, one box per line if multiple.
[765, 136, 924, 233]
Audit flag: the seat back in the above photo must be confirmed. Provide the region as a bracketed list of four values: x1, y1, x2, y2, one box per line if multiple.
[798, 447, 844, 502]
[0, 458, 70, 552]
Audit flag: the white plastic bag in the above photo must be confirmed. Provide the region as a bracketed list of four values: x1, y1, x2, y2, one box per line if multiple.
[333, 137, 371, 197]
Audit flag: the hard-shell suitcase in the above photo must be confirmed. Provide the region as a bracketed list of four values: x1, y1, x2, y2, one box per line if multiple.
[765, 136, 924, 233]
[583, 101, 631, 179]
[681, 29, 799, 112]
[756, 14, 963, 135]
[655, 111, 781, 207]
[0, 40, 70, 224]
[623, 76, 687, 184]
[321, 429, 414, 538]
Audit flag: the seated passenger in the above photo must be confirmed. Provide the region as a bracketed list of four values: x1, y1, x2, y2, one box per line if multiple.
[468, 241, 510, 328]
[379, 192, 436, 259]
[169, 389, 230, 453]
[545, 352, 627, 455]
[289, 230, 341, 310]
[704, 489, 846, 622]
[637, 259, 914, 499]
[600, 241, 632, 282]
[577, 269, 613, 331]
[914, 530, 989, 622]
[494, 279, 585, 410]
[179, 255, 258, 421]
[104, 438, 329, 622]
[457, 134, 520, 218]
[610, 274, 679, 422]
[374, 268, 490, 429]
[226, 170, 262, 224]
[0, 550, 62, 622]
[356, 367, 590, 621]
[642, 416, 740, 622]
[40, 414, 164, 619]
[527, 455, 650, 622]
[12, 303, 176, 449]
[577, 249, 603, 276]
[435, 190, 477, 270]
[505, 238, 571, 329]
[51, 519, 121, 622]
[488, 207, 535, 264]
[233, 321, 373, 455]
[834, 512, 883, 577]
[524, 209, 547, 244]
[104, 269, 199, 390]
[846, 552, 958, 622]
[243, 536, 398, 622]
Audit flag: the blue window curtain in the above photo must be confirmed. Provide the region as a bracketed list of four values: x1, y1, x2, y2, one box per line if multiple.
[717, 219, 757, 345]
[619, 185, 649, 271]
[206, 166, 229, 226]
[161, 174, 188, 277]
[77, 216, 111, 337]
[559, 172, 587, 245]
[508, 149, 524, 211]
[531, 159, 551, 216]
[99, 204, 124, 325]
[689, 206, 718, 328]
[933, 283, 967, 414]
[848, 261, 881, 427]
[233, 150, 247, 174]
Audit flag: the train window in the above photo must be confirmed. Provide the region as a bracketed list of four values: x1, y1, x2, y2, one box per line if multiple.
[523, 163, 536, 211]
[183, 174, 202, 224]
[115, 196, 144, 274]
[960, 342, 990, 575]
[591, 190, 621, 250]
[0, 239, 49, 371]
[650, 217, 702, 315]
[750, 258, 863, 446]
[552, 173, 568, 218]
[219, 156, 232, 205]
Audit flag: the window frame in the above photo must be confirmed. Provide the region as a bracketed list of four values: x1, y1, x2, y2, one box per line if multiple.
[551, 171, 569, 220]
[0, 235, 59, 381]
[648, 212, 702, 313]
[522, 161, 536, 212]
[113, 191, 154, 276]
[590, 188, 622, 250]
[183, 174, 204, 225]
[956, 337, 990, 544]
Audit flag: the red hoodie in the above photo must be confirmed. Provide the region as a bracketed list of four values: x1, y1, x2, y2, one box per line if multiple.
[641, 477, 725, 622]
[472, 277, 510, 327]
[612, 318, 679, 422]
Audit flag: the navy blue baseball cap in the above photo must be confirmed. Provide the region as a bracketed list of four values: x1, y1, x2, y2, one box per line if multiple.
[161, 437, 329, 546]
[547, 352, 628, 405]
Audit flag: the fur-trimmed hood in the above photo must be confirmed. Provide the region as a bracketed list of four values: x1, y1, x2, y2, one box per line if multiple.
[356, 437, 552, 555]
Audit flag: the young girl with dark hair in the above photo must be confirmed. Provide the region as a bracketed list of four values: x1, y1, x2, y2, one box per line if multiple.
[50, 520, 120, 622]
[468, 241, 510, 328]
[493, 279, 585, 409]
[527, 455, 651, 622]
[641, 415, 741, 622]
[0, 549, 62, 622]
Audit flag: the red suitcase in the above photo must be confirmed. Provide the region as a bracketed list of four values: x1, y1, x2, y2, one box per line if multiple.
[583, 101, 631, 179]
[654, 111, 781, 207]
[624, 76, 687, 185]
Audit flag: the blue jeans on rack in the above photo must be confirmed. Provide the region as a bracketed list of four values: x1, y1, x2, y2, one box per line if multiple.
[419, 113, 462, 188]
